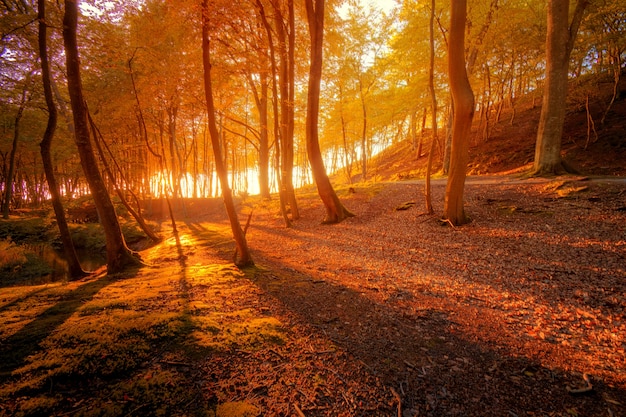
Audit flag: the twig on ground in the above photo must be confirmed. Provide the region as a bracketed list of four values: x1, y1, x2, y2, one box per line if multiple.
[391, 387, 402, 417]
[159, 360, 193, 367]
[293, 403, 306, 417]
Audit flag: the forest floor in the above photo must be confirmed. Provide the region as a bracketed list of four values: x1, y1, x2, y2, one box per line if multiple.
[1, 175, 625, 417]
[2, 72, 626, 417]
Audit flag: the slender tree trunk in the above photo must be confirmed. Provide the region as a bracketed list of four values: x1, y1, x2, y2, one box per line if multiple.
[202, 0, 253, 266]
[274, 0, 299, 220]
[533, 0, 588, 176]
[359, 79, 368, 181]
[425, 0, 438, 215]
[443, 0, 474, 226]
[258, 72, 271, 200]
[285, 0, 298, 216]
[88, 113, 161, 243]
[2, 78, 30, 219]
[305, 0, 354, 224]
[63, 0, 140, 274]
[256, 0, 291, 226]
[38, 0, 86, 278]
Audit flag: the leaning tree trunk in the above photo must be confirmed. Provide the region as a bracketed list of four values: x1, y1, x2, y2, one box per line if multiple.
[443, 0, 474, 226]
[533, 0, 588, 176]
[305, 0, 354, 224]
[202, 0, 253, 266]
[38, 0, 86, 278]
[63, 0, 140, 274]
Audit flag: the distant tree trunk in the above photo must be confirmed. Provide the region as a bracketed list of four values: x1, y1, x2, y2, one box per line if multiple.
[38, 0, 86, 278]
[443, 0, 474, 226]
[305, 0, 354, 224]
[202, 0, 253, 266]
[425, 0, 438, 215]
[87, 113, 161, 243]
[359, 78, 368, 181]
[340, 87, 353, 183]
[533, 0, 588, 176]
[258, 72, 271, 200]
[2, 76, 30, 219]
[63, 0, 140, 274]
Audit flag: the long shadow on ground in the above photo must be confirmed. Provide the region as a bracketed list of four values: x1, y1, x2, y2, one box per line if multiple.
[250, 258, 626, 417]
[0, 271, 118, 377]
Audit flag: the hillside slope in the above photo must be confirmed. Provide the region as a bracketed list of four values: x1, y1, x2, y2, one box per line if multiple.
[366, 72, 626, 181]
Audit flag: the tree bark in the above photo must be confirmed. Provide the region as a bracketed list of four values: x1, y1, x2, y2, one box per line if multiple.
[63, 0, 140, 274]
[202, 0, 253, 266]
[305, 0, 354, 224]
[443, 0, 474, 226]
[38, 0, 86, 278]
[425, 0, 438, 215]
[533, 0, 588, 176]
[274, 0, 299, 220]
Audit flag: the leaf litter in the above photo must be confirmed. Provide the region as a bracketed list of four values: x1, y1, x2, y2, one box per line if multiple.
[0, 178, 624, 416]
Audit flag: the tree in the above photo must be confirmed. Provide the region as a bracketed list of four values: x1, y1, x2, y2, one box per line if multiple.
[38, 0, 86, 278]
[1, 71, 32, 219]
[424, 0, 438, 215]
[63, 0, 140, 274]
[305, 0, 354, 224]
[202, 0, 253, 266]
[533, 0, 588, 176]
[443, 0, 474, 226]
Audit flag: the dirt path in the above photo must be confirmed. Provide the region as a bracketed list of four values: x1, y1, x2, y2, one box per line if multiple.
[244, 178, 626, 416]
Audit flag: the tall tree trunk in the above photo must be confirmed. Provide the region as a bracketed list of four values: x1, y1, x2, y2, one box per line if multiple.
[256, 0, 291, 226]
[38, 0, 86, 278]
[202, 0, 253, 266]
[425, 0, 438, 215]
[533, 0, 588, 176]
[274, 0, 299, 220]
[305, 0, 354, 224]
[63, 0, 140, 274]
[258, 72, 271, 200]
[443, 0, 474, 226]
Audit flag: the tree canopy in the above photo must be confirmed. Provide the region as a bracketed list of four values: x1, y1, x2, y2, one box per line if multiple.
[1, 0, 624, 218]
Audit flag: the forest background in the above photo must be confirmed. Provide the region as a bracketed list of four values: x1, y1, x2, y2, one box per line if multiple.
[2, 0, 624, 224]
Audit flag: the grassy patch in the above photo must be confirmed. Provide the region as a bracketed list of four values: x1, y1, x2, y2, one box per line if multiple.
[0, 239, 53, 284]
[0, 224, 289, 416]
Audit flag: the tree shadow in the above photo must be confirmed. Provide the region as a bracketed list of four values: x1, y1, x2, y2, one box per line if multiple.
[249, 257, 626, 416]
[0, 270, 128, 377]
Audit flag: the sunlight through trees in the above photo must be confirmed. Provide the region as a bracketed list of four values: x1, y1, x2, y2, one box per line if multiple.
[0, 0, 625, 267]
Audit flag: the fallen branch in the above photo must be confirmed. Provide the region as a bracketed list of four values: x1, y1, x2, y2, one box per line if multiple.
[159, 360, 193, 367]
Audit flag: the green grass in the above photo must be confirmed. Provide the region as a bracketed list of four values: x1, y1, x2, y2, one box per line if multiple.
[0, 222, 288, 417]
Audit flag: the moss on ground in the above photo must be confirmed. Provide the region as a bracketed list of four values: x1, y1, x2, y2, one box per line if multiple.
[0, 221, 287, 416]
